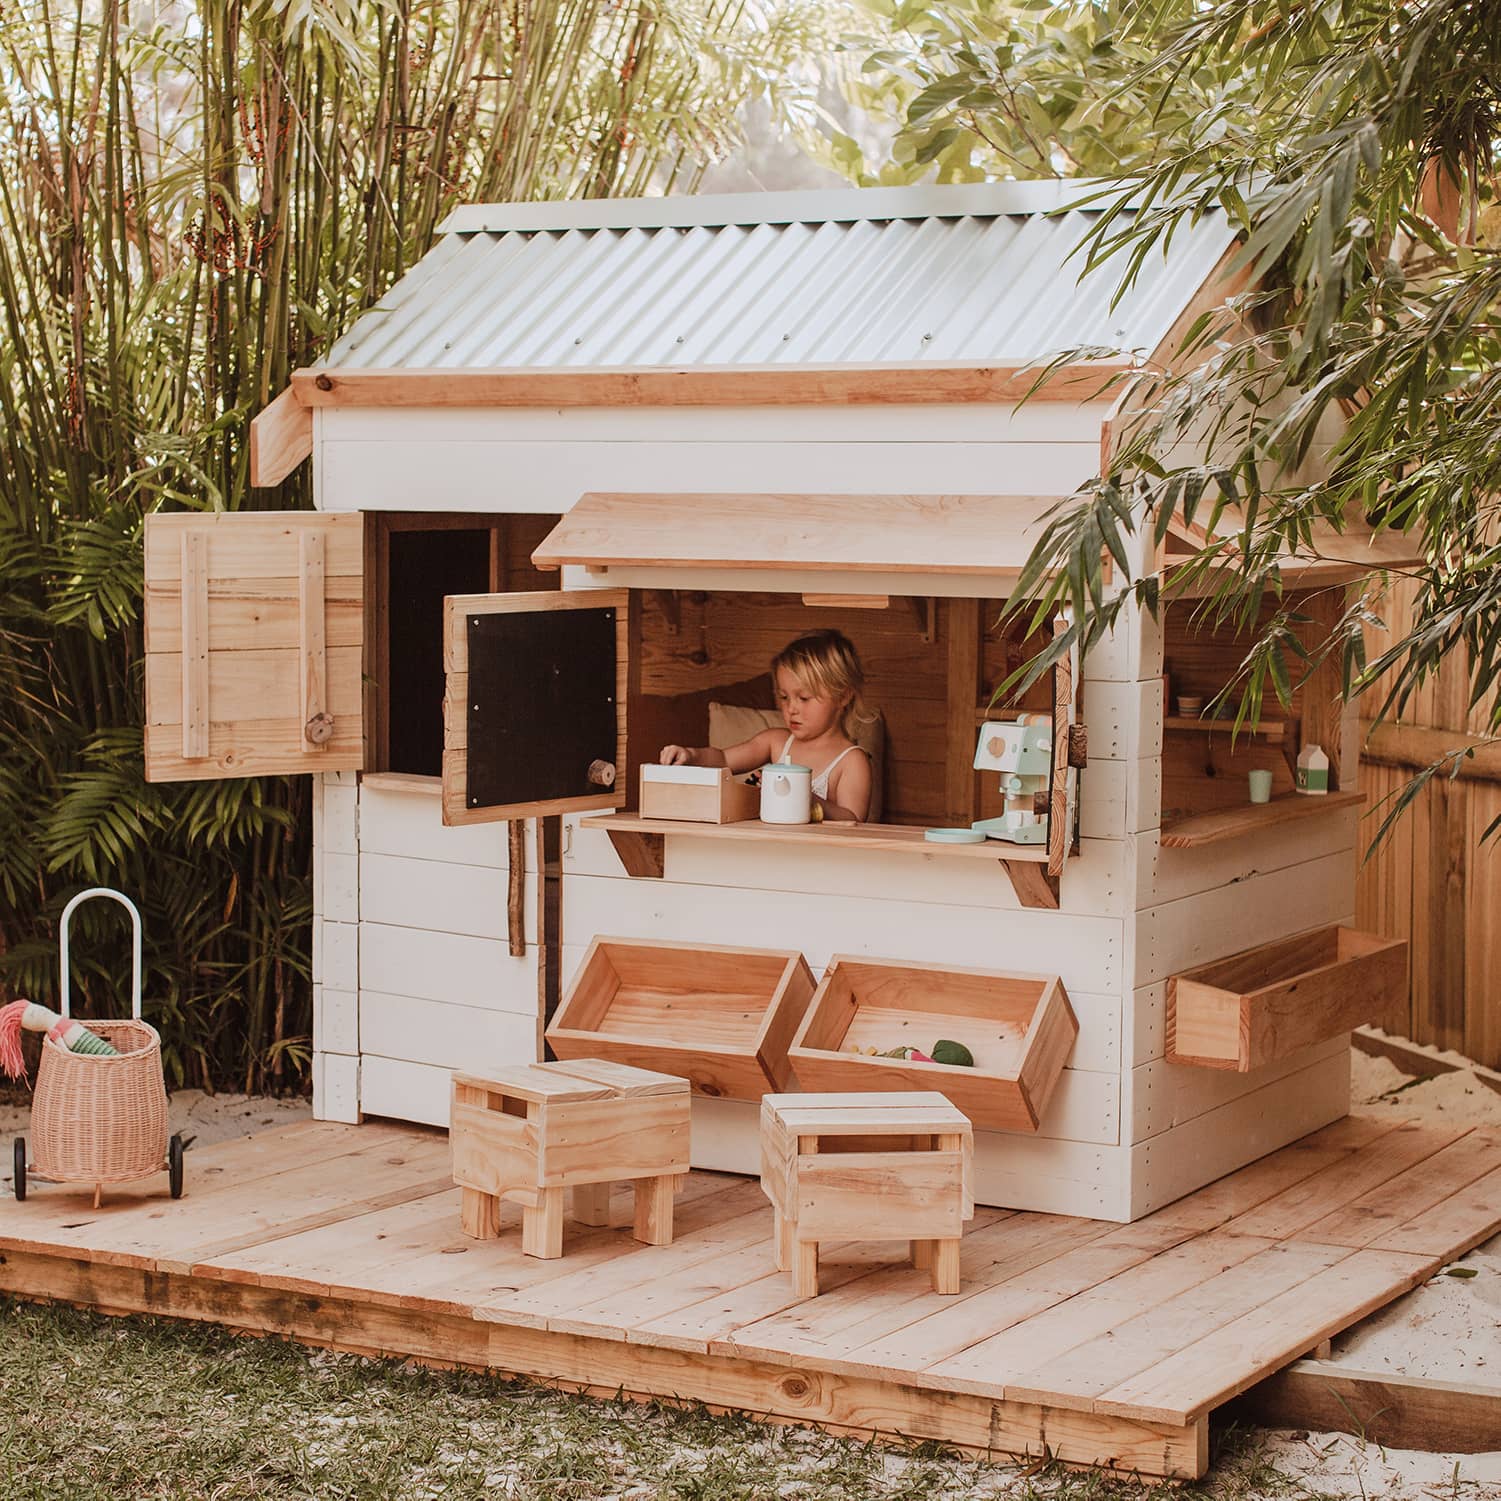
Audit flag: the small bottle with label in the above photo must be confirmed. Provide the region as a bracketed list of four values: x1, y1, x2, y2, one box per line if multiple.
[1295, 743, 1330, 795]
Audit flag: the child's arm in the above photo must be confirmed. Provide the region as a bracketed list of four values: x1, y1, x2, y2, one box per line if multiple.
[819, 749, 872, 824]
[660, 728, 782, 775]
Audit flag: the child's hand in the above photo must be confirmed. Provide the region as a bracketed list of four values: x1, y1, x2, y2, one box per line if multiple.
[660, 745, 693, 766]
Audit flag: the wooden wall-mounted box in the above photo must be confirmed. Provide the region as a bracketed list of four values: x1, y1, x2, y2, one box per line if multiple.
[546, 937, 816, 1101]
[639, 764, 760, 824]
[787, 956, 1077, 1133]
[1167, 925, 1408, 1072]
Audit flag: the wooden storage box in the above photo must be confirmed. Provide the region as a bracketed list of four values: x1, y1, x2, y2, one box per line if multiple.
[1167, 925, 1408, 1072]
[639, 763, 760, 823]
[787, 956, 1077, 1132]
[547, 937, 816, 1101]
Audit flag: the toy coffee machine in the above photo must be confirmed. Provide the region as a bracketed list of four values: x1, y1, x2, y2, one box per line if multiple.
[971, 714, 1052, 845]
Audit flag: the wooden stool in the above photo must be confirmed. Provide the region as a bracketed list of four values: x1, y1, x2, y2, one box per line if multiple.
[451, 1059, 690, 1259]
[760, 1092, 973, 1297]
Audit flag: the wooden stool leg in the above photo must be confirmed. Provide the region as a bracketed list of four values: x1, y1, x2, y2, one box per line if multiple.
[910, 1239, 933, 1270]
[633, 1174, 676, 1246]
[931, 1237, 961, 1295]
[793, 1239, 820, 1298]
[460, 1187, 501, 1239]
[522, 1186, 565, 1259]
[774, 1208, 793, 1271]
[572, 1181, 612, 1227]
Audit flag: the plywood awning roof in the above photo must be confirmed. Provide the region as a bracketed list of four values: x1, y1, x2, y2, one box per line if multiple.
[531, 493, 1062, 578]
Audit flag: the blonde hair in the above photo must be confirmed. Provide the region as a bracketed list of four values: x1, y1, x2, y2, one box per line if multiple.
[772, 630, 870, 739]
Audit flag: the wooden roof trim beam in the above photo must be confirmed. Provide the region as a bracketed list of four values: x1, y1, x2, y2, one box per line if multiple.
[249, 387, 314, 488]
[289, 362, 1131, 410]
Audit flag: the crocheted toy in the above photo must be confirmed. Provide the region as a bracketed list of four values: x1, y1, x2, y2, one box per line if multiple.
[0, 998, 117, 1080]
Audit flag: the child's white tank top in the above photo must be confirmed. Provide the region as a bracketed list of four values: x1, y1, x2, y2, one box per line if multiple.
[779, 736, 864, 799]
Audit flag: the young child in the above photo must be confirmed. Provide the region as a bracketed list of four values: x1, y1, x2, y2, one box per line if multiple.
[660, 630, 873, 823]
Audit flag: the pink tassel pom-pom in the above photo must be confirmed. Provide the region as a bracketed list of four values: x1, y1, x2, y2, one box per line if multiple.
[0, 999, 29, 1082]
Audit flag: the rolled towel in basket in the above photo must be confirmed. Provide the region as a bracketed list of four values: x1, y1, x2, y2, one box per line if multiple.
[0, 998, 118, 1080]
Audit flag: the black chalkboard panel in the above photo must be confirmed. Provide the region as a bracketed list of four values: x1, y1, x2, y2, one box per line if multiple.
[465, 604, 618, 810]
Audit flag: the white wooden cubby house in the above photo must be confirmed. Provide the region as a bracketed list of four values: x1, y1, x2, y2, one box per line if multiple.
[145, 182, 1412, 1222]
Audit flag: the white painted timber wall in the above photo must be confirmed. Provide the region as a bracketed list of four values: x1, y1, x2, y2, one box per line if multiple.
[306, 400, 1371, 1223]
[1122, 685, 1364, 1218]
[314, 403, 1114, 516]
[334, 778, 543, 1128]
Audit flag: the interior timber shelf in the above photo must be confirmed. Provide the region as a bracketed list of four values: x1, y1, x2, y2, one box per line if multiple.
[1163, 715, 1295, 743]
[582, 813, 1048, 863]
[1160, 789, 1364, 849]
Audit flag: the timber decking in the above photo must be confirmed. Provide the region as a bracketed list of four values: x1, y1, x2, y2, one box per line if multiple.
[3, 1112, 1498, 1479]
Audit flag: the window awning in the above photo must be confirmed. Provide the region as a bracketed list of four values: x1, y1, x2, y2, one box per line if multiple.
[531, 492, 1062, 581]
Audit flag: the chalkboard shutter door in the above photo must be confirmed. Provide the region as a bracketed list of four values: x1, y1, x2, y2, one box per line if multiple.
[142, 511, 366, 782]
[442, 589, 629, 826]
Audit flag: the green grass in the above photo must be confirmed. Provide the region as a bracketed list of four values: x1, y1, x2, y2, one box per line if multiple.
[0, 1297, 1337, 1500]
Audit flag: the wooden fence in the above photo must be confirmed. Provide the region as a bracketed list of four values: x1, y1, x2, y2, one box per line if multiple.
[1355, 579, 1501, 1068]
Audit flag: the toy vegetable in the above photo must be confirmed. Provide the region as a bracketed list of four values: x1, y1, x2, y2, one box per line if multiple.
[843, 1040, 975, 1067]
[930, 1039, 975, 1067]
[0, 998, 118, 1080]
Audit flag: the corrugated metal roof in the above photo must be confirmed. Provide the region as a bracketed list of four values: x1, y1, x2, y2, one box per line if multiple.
[322, 183, 1234, 373]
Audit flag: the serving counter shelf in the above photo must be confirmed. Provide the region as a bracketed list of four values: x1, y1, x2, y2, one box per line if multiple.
[580, 811, 1061, 909]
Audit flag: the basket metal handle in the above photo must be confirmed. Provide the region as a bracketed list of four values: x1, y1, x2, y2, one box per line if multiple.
[59, 887, 144, 1021]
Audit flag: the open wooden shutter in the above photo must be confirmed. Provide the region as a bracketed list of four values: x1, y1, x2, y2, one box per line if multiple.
[143, 512, 365, 782]
[442, 590, 628, 826]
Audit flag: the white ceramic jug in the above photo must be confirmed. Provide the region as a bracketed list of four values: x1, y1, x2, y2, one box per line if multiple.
[760, 763, 812, 824]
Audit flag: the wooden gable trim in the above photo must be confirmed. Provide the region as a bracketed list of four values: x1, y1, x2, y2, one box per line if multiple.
[1143, 243, 1253, 376]
[288, 362, 1131, 411]
[249, 387, 313, 487]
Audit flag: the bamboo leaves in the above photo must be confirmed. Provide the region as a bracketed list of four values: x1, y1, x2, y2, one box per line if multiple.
[0, 0, 828, 1089]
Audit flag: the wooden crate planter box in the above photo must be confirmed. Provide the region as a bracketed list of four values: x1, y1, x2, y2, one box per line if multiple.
[1167, 925, 1408, 1072]
[546, 937, 816, 1101]
[787, 956, 1078, 1133]
[639, 764, 759, 823]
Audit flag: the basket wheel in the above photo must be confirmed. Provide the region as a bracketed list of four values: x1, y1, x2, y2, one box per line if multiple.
[168, 1134, 185, 1200]
[13, 1137, 25, 1202]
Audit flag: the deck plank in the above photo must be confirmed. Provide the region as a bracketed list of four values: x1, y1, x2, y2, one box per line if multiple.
[0, 1126, 450, 1271]
[475, 1181, 771, 1331]
[844, 1221, 1203, 1390]
[1367, 1162, 1501, 1257]
[1218, 1122, 1470, 1240]
[1135, 1114, 1402, 1234]
[1296, 1130, 1501, 1249]
[723, 1213, 1107, 1373]
[928, 1227, 1278, 1398]
[1094, 1247, 1434, 1424]
[201, 1174, 758, 1319]
[629, 1241, 899, 1353]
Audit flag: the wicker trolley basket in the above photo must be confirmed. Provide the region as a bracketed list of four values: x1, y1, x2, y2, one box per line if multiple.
[12, 888, 184, 1207]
